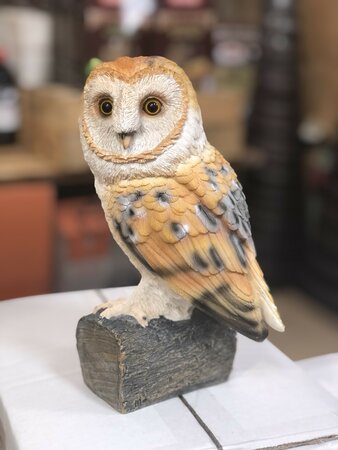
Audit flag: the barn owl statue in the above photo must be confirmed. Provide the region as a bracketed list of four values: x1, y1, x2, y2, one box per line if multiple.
[80, 56, 285, 342]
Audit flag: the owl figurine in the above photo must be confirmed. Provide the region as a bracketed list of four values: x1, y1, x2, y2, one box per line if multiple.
[80, 56, 285, 341]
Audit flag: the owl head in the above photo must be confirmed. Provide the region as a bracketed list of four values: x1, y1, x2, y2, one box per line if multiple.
[80, 56, 207, 182]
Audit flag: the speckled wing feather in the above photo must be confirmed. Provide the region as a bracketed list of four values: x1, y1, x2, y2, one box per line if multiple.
[107, 148, 277, 341]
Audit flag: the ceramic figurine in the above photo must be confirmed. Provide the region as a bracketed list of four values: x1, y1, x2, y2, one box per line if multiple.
[79, 56, 284, 342]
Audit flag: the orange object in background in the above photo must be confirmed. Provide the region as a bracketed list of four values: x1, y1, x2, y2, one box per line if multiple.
[55, 196, 139, 292]
[57, 197, 110, 261]
[0, 182, 55, 300]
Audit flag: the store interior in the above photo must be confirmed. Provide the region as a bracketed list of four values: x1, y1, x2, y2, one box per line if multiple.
[0, 0, 337, 359]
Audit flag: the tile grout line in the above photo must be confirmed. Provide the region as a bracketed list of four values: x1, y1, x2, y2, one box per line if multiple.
[179, 395, 222, 450]
[258, 434, 338, 450]
[95, 289, 108, 303]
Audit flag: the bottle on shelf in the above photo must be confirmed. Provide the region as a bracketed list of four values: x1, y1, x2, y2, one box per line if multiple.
[0, 48, 21, 145]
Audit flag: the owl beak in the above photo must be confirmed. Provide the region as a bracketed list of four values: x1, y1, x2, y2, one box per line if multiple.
[118, 132, 134, 149]
[122, 135, 132, 149]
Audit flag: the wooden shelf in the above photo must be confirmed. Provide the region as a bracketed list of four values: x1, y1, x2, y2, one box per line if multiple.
[0, 145, 89, 183]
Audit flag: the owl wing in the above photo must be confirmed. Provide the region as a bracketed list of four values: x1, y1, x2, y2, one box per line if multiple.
[110, 151, 283, 341]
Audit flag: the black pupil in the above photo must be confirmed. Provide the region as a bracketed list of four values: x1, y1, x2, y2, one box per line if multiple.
[147, 101, 159, 113]
[101, 101, 112, 114]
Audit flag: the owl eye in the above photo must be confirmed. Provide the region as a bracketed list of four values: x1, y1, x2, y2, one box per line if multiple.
[143, 97, 162, 116]
[99, 98, 113, 116]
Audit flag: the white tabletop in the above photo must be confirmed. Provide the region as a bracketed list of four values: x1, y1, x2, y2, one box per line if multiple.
[0, 287, 337, 450]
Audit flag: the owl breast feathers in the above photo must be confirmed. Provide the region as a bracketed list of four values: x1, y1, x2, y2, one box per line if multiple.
[80, 55, 284, 341]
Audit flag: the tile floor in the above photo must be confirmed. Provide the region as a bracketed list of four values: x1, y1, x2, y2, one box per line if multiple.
[269, 288, 338, 360]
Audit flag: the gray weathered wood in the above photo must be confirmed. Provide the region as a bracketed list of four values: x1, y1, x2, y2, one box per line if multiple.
[76, 309, 236, 413]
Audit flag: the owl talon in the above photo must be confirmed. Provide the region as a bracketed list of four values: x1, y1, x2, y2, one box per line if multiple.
[99, 307, 121, 320]
[93, 299, 123, 314]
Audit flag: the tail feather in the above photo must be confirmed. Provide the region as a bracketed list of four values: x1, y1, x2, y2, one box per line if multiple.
[258, 288, 285, 332]
[248, 256, 285, 333]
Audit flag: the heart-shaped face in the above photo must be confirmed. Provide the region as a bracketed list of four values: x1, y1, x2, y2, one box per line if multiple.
[81, 56, 201, 165]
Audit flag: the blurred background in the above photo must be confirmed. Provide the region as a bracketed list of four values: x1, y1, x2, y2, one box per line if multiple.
[0, 0, 337, 359]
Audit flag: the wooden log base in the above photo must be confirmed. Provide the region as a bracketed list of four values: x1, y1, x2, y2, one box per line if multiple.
[76, 309, 237, 414]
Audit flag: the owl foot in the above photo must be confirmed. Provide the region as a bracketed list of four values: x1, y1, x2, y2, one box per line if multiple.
[93, 300, 121, 314]
[94, 298, 150, 327]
